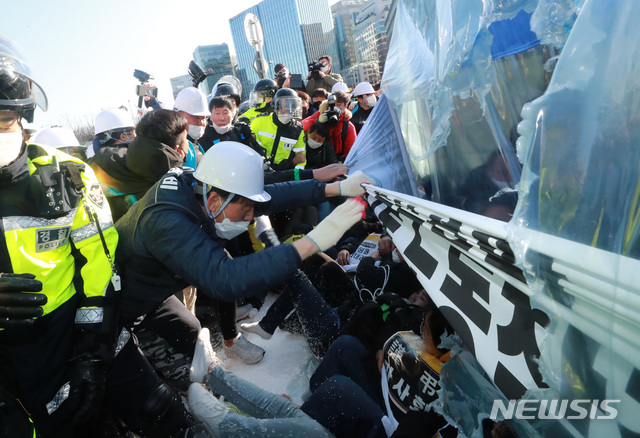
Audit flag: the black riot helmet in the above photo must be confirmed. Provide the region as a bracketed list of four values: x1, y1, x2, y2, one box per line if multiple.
[0, 36, 48, 123]
[214, 84, 241, 107]
[249, 79, 278, 108]
[273, 87, 302, 121]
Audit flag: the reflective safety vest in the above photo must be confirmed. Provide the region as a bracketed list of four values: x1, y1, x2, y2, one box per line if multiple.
[239, 105, 272, 124]
[2, 145, 118, 321]
[251, 113, 306, 169]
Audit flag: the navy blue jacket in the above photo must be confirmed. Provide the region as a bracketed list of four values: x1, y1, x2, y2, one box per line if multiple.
[115, 167, 327, 320]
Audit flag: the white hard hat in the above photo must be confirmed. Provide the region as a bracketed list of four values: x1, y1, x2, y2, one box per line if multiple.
[331, 82, 350, 94]
[194, 141, 271, 202]
[33, 126, 84, 149]
[94, 108, 135, 135]
[173, 87, 209, 116]
[352, 82, 375, 97]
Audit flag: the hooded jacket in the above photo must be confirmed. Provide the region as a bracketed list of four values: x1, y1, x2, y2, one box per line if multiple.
[89, 135, 184, 221]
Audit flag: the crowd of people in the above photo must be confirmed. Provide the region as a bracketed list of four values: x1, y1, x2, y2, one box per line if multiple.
[0, 35, 517, 438]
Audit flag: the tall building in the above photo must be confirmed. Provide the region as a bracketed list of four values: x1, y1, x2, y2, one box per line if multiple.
[193, 44, 235, 95]
[354, 0, 392, 76]
[230, 0, 340, 98]
[170, 74, 193, 99]
[331, 0, 366, 70]
[341, 60, 380, 88]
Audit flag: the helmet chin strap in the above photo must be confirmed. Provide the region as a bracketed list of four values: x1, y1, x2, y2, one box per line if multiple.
[203, 189, 235, 219]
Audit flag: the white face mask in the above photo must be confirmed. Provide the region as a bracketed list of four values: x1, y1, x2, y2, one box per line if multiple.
[215, 218, 251, 240]
[188, 124, 205, 140]
[213, 123, 233, 135]
[209, 194, 251, 240]
[307, 138, 323, 149]
[278, 114, 293, 125]
[391, 248, 402, 264]
[365, 95, 377, 107]
[321, 65, 330, 73]
[0, 131, 24, 167]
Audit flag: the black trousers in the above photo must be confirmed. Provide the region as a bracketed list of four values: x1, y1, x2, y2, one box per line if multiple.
[0, 295, 160, 438]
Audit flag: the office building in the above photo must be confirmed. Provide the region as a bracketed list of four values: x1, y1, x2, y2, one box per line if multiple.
[170, 74, 193, 99]
[193, 44, 235, 95]
[354, 0, 392, 74]
[331, 0, 366, 70]
[230, 0, 340, 97]
[341, 60, 380, 88]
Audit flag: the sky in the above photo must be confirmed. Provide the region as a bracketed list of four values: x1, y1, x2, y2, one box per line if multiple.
[1, 0, 340, 129]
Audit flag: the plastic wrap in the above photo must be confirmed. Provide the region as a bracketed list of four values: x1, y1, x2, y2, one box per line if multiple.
[349, 0, 640, 435]
[509, 0, 640, 435]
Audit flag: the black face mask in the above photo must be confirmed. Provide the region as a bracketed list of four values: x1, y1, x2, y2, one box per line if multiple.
[312, 101, 322, 110]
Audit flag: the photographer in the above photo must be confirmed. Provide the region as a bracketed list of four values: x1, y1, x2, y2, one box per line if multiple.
[306, 55, 343, 94]
[302, 90, 356, 162]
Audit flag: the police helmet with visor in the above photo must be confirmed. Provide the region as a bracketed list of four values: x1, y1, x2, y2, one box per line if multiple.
[249, 79, 278, 108]
[273, 88, 302, 120]
[0, 35, 48, 124]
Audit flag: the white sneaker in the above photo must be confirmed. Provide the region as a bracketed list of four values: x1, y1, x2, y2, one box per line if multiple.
[190, 328, 222, 383]
[224, 333, 265, 364]
[188, 383, 229, 438]
[240, 321, 272, 340]
[235, 303, 254, 321]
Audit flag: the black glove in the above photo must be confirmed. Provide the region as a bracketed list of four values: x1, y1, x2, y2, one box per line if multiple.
[68, 354, 107, 425]
[0, 273, 47, 329]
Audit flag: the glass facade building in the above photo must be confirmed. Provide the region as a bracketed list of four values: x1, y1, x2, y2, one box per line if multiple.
[193, 44, 235, 95]
[331, 0, 366, 70]
[230, 0, 340, 99]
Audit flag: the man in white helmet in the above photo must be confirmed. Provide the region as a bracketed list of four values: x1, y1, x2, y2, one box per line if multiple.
[91, 108, 136, 157]
[350, 82, 377, 134]
[32, 125, 88, 161]
[114, 141, 373, 369]
[173, 86, 207, 168]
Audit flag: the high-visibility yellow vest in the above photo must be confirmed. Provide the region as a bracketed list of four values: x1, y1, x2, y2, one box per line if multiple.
[2, 145, 118, 320]
[251, 114, 306, 169]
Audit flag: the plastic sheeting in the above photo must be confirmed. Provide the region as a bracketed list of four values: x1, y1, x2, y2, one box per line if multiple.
[344, 94, 418, 196]
[348, 0, 640, 435]
[509, 0, 640, 436]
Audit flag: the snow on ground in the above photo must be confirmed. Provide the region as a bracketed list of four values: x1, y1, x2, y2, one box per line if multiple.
[223, 292, 320, 405]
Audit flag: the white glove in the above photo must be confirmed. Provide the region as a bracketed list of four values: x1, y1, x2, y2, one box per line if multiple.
[339, 171, 375, 196]
[306, 198, 367, 252]
[318, 112, 328, 123]
[253, 215, 272, 237]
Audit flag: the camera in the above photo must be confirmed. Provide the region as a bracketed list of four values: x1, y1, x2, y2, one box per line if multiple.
[136, 84, 158, 98]
[308, 60, 327, 80]
[188, 60, 214, 88]
[322, 94, 340, 126]
[133, 69, 153, 83]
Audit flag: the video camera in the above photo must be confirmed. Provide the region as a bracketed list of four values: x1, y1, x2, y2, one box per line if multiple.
[322, 94, 340, 126]
[133, 69, 157, 108]
[308, 60, 327, 81]
[188, 61, 214, 88]
[134, 69, 153, 84]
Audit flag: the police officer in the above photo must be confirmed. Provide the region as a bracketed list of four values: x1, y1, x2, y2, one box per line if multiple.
[0, 36, 205, 438]
[251, 88, 307, 171]
[239, 78, 278, 124]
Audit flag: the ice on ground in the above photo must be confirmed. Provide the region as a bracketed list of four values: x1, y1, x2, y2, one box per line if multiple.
[225, 292, 320, 405]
